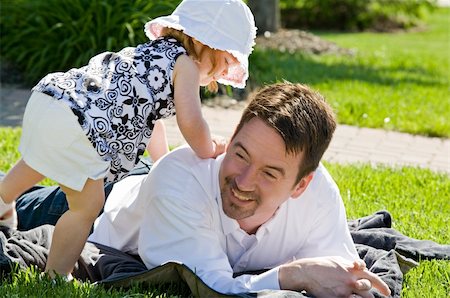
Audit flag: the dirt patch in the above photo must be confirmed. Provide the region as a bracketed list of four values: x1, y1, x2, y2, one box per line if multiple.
[255, 29, 355, 56]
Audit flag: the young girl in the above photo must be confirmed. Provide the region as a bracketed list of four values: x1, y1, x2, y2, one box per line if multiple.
[0, 0, 256, 278]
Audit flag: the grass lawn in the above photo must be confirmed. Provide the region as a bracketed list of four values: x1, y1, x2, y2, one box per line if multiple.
[1, 127, 449, 297]
[249, 8, 450, 138]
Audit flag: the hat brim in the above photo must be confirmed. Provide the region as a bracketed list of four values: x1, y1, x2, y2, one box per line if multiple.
[145, 16, 248, 88]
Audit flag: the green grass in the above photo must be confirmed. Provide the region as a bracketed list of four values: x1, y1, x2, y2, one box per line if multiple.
[1, 127, 449, 296]
[326, 162, 450, 243]
[249, 8, 450, 137]
[1, 265, 191, 297]
[326, 162, 450, 296]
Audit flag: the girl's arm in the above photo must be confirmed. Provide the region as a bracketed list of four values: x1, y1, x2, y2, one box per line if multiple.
[146, 120, 169, 162]
[172, 55, 217, 159]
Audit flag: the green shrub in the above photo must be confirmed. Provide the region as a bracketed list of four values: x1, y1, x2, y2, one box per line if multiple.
[0, 0, 180, 86]
[280, 0, 437, 31]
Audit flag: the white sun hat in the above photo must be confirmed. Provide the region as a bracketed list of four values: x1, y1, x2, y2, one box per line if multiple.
[144, 0, 257, 88]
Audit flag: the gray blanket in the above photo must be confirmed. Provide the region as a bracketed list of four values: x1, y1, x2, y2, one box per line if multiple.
[1, 210, 449, 297]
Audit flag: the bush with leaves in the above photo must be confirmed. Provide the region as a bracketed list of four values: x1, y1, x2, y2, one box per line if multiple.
[280, 0, 437, 31]
[0, 0, 180, 86]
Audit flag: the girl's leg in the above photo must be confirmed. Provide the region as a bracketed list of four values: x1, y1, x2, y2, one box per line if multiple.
[45, 178, 105, 277]
[0, 159, 44, 219]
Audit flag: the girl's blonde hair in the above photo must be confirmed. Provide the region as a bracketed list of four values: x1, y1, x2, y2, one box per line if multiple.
[160, 27, 219, 93]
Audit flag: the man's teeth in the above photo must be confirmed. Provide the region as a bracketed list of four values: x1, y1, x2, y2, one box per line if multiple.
[232, 189, 252, 201]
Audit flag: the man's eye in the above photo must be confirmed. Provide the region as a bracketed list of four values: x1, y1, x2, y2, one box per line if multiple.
[264, 171, 277, 179]
[235, 152, 249, 163]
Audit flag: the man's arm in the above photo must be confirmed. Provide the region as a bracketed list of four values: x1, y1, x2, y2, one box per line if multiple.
[138, 194, 390, 297]
[138, 190, 280, 294]
[279, 257, 391, 297]
[279, 165, 390, 297]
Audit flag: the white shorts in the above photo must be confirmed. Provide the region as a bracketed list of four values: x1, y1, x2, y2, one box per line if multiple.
[19, 92, 110, 191]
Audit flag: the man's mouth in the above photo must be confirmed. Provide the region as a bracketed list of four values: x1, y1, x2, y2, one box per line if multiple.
[231, 188, 254, 202]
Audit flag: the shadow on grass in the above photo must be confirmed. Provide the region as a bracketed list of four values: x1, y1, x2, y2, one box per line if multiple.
[249, 50, 446, 87]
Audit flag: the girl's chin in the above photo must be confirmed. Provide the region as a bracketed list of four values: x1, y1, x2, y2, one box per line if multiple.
[200, 77, 215, 86]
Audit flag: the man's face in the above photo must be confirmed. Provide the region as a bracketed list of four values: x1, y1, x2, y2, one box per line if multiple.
[219, 117, 311, 232]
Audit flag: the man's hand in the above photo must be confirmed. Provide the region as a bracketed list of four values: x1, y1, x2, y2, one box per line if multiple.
[278, 256, 391, 298]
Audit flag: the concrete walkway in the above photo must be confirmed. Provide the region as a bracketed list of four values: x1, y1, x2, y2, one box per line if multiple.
[1, 85, 449, 175]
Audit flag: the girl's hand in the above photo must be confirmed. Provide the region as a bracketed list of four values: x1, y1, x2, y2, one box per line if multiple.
[211, 136, 228, 158]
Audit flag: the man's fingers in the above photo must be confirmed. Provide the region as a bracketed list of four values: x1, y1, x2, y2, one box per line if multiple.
[355, 279, 372, 291]
[353, 259, 366, 270]
[347, 259, 366, 273]
[350, 279, 374, 298]
[347, 259, 390, 297]
[350, 289, 374, 298]
[354, 270, 391, 297]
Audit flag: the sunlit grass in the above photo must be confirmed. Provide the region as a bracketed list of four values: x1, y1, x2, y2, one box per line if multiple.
[1, 265, 190, 297]
[250, 8, 450, 137]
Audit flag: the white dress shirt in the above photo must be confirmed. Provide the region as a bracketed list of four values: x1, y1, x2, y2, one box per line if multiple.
[89, 146, 359, 294]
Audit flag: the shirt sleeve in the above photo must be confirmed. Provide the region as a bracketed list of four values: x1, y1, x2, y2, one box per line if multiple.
[138, 190, 281, 294]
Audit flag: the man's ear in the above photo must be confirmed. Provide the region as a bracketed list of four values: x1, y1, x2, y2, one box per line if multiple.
[290, 172, 314, 199]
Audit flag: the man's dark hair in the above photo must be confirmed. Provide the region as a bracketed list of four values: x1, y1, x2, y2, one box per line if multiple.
[232, 82, 336, 183]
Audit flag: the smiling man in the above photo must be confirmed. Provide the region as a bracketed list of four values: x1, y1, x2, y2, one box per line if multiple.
[89, 83, 390, 297]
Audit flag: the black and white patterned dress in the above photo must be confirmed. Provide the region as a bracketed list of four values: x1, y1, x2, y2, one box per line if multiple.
[33, 37, 187, 182]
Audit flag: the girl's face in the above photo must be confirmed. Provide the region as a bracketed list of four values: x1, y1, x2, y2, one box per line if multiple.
[197, 49, 239, 86]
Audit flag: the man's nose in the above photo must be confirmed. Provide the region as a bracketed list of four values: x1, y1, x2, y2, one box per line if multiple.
[235, 166, 256, 192]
